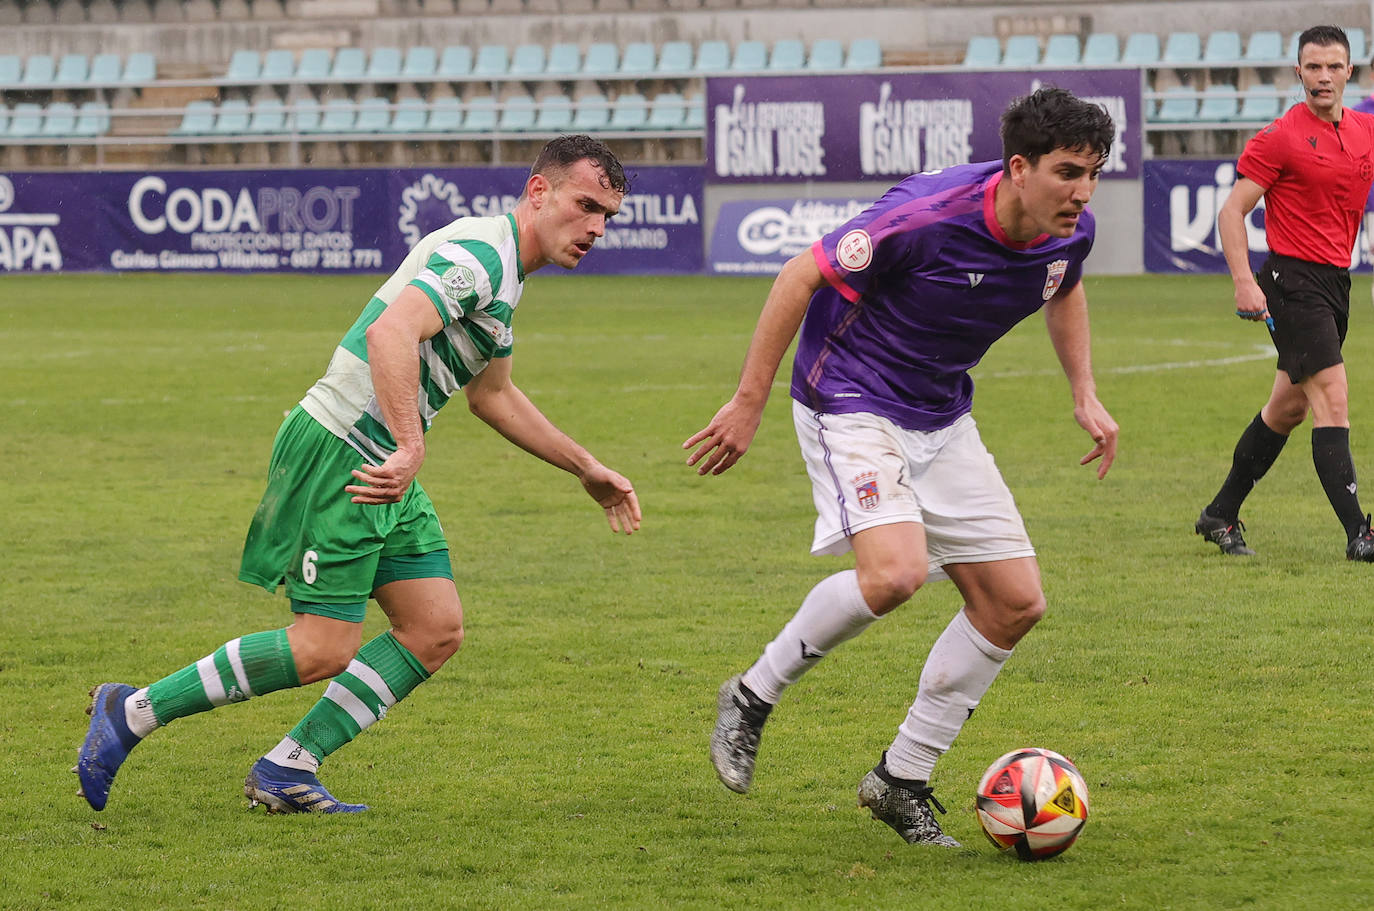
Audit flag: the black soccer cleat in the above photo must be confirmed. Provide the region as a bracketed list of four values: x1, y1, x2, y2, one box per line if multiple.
[1195, 509, 1256, 556]
[857, 754, 959, 847]
[1347, 515, 1374, 562]
[710, 674, 773, 793]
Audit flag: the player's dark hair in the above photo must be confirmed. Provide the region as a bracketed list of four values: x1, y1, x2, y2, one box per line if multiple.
[1297, 25, 1350, 63]
[528, 134, 629, 195]
[999, 86, 1115, 173]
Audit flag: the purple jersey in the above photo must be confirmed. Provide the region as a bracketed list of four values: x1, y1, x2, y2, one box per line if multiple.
[792, 160, 1095, 431]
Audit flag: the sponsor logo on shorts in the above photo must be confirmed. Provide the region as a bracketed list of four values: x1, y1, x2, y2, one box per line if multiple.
[836, 229, 873, 272]
[852, 471, 880, 510]
[1042, 259, 1068, 300]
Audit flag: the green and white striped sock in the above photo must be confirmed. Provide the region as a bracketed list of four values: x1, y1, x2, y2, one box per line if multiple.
[143, 629, 299, 733]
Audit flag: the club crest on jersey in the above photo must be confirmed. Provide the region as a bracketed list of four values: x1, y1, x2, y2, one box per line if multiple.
[836, 229, 873, 272]
[852, 471, 880, 510]
[1042, 259, 1068, 300]
[441, 263, 477, 307]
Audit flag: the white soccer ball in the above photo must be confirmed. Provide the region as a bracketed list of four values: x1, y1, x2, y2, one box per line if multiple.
[975, 747, 1090, 860]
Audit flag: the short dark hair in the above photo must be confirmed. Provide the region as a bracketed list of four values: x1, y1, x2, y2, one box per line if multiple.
[529, 134, 629, 194]
[1297, 25, 1350, 63]
[999, 86, 1115, 174]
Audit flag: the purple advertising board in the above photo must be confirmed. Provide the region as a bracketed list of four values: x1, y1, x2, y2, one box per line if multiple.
[706, 70, 1141, 184]
[0, 165, 702, 274]
[1143, 159, 1374, 273]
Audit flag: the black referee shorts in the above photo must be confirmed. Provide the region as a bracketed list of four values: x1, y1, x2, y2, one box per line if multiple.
[1257, 252, 1351, 384]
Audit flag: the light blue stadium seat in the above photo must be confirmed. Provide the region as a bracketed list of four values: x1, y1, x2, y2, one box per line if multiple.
[261, 50, 295, 81]
[1081, 33, 1119, 66]
[647, 92, 685, 129]
[619, 42, 656, 76]
[330, 48, 365, 80]
[731, 40, 767, 72]
[354, 97, 391, 131]
[387, 97, 428, 132]
[9, 103, 44, 137]
[1001, 36, 1040, 67]
[74, 100, 111, 136]
[510, 44, 545, 77]
[1204, 31, 1242, 64]
[90, 53, 121, 84]
[1042, 34, 1080, 67]
[246, 97, 286, 133]
[296, 49, 332, 81]
[402, 46, 437, 79]
[462, 95, 498, 132]
[609, 92, 648, 129]
[54, 53, 88, 85]
[683, 94, 704, 130]
[546, 43, 580, 77]
[427, 96, 463, 131]
[534, 94, 572, 131]
[694, 40, 730, 73]
[0, 55, 21, 86]
[1244, 31, 1284, 65]
[22, 55, 55, 85]
[213, 98, 251, 133]
[656, 41, 692, 75]
[1197, 84, 1239, 120]
[473, 45, 508, 78]
[1162, 32, 1202, 65]
[173, 99, 215, 134]
[962, 36, 1000, 67]
[1238, 86, 1281, 121]
[438, 46, 473, 78]
[318, 98, 356, 132]
[40, 101, 77, 136]
[769, 39, 805, 71]
[1349, 28, 1368, 64]
[845, 38, 882, 69]
[572, 93, 609, 130]
[807, 38, 844, 71]
[499, 93, 537, 131]
[0, 103, 7, 136]
[1286, 31, 1301, 61]
[226, 49, 260, 81]
[289, 97, 321, 132]
[1121, 33, 1161, 66]
[122, 52, 155, 83]
[1154, 86, 1199, 121]
[582, 43, 618, 76]
[367, 47, 402, 80]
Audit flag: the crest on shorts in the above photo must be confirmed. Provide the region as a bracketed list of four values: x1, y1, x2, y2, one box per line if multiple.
[852, 471, 880, 510]
[1042, 259, 1069, 300]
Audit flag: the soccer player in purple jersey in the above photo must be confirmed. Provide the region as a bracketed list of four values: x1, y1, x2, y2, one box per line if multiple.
[684, 87, 1118, 847]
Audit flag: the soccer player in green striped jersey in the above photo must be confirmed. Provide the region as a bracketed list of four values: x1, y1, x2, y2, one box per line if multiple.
[76, 135, 641, 814]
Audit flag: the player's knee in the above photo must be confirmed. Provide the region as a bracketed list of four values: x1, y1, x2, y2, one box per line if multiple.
[859, 562, 927, 615]
[1005, 590, 1047, 639]
[430, 614, 465, 661]
[296, 642, 357, 682]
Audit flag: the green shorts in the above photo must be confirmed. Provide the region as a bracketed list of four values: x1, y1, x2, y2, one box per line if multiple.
[239, 406, 452, 622]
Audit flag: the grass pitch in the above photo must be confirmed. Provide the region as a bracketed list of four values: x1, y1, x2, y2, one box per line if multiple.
[2, 271, 1373, 910]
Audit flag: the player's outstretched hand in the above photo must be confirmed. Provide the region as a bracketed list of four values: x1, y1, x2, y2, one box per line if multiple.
[347, 446, 425, 504]
[581, 464, 641, 534]
[683, 398, 764, 476]
[1074, 397, 1118, 480]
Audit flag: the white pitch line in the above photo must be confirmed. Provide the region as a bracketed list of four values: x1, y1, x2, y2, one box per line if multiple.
[977, 344, 1275, 380]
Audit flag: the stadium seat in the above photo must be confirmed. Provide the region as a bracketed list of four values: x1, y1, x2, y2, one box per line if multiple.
[289, 97, 321, 132]
[845, 38, 882, 69]
[461, 95, 498, 132]
[534, 94, 573, 131]
[807, 38, 844, 71]
[427, 95, 464, 131]
[402, 46, 438, 79]
[246, 97, 286, 133]
[769, 39, 805, 71]
[226, 49, 260, 81]
[582, 43, 619, 76]
[572, 93, 610, 130]
[122, 52, 156, 83]
[387, 96, 428, 132]
[330, 48, 365, 81]
[74, 100, 111, 136]
[1080, 33, 1119, 66]
[473, 45, 508, 78]
[962, 36, 1000, 67]
[40, 101, 78, 136]
[296, 49, 332, 82]
[1121, 33, 1161, 66]
[367, 47, 403, 80]
[656, 41, 693, 75]
[1196, 84, 1239, 121]
[212, 98, 251, 133]
[0, 103, 8, 136]
[731, 41, 767, 72]
[8, 103, 43, 137]
[546, 43, 581, 77]
[619, 42, 656, 76]
[261, 50, 295, 82]
[1286, 31, 1301, 61]
[510, 44, 546, 77]
[647, 92, 685, 129]
[21, 55, 56, 86]
[694, 40, 730, 73]
[438, 46, 473, 78]
[1154, 86, 1199, 121]
[173, 100, 216, 134]
[0, 55, 21, 86]
[354, 97, 391, 131]
[1238, 86, 1281, 121]
[1001, 36, 1040, 67]
[1203, 31, 1242, 64]
[54, 53, 89, 85]
[317, 98, 357, 132]
[609, 92, 648, 129]
[1162, 32, 1202, 65]
[1350, 28, 1368, 64]
[683, 94, 704, 129]
[1042, 34, 1080, 67]
[1244, 31, 1284, 65]
[498, 93, 537, 131]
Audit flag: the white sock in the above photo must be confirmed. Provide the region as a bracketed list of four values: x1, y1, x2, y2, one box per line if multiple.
[742, 569, 879, 704]
[264, 736, 320, 773]
[125, 686, 160, 739]
[884, 609, 1013, 781]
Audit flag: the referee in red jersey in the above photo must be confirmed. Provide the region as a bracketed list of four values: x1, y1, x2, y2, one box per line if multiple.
[1196, 24, 1374, 559]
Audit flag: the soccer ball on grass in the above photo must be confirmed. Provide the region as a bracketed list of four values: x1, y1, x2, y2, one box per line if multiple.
[975, 747, 1089, 860]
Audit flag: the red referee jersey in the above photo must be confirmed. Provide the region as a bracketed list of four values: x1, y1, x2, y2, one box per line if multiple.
[1237, 102, 1374, 268]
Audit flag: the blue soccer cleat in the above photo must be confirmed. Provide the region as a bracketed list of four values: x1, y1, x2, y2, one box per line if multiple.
[244, 757, 368, 814]
[75, 683, 142, 811]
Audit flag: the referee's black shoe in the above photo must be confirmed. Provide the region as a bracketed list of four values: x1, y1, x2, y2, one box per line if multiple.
[1347, 515, 1374, 561]
[1195, 509, 1256, 556]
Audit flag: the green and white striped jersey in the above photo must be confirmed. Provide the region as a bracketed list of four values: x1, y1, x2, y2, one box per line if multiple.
[300, 212, 526, 464]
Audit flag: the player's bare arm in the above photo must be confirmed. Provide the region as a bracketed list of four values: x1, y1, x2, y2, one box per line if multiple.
[347, 285, 444, 505]
[1044, 279, 1118, 479]
[1218, 177, 1270, 320]
[684, 250, 826, 475]
[465, 355, 641, 534]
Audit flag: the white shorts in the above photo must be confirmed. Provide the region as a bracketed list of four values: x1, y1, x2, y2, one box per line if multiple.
[793, 401, 1035, 580]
